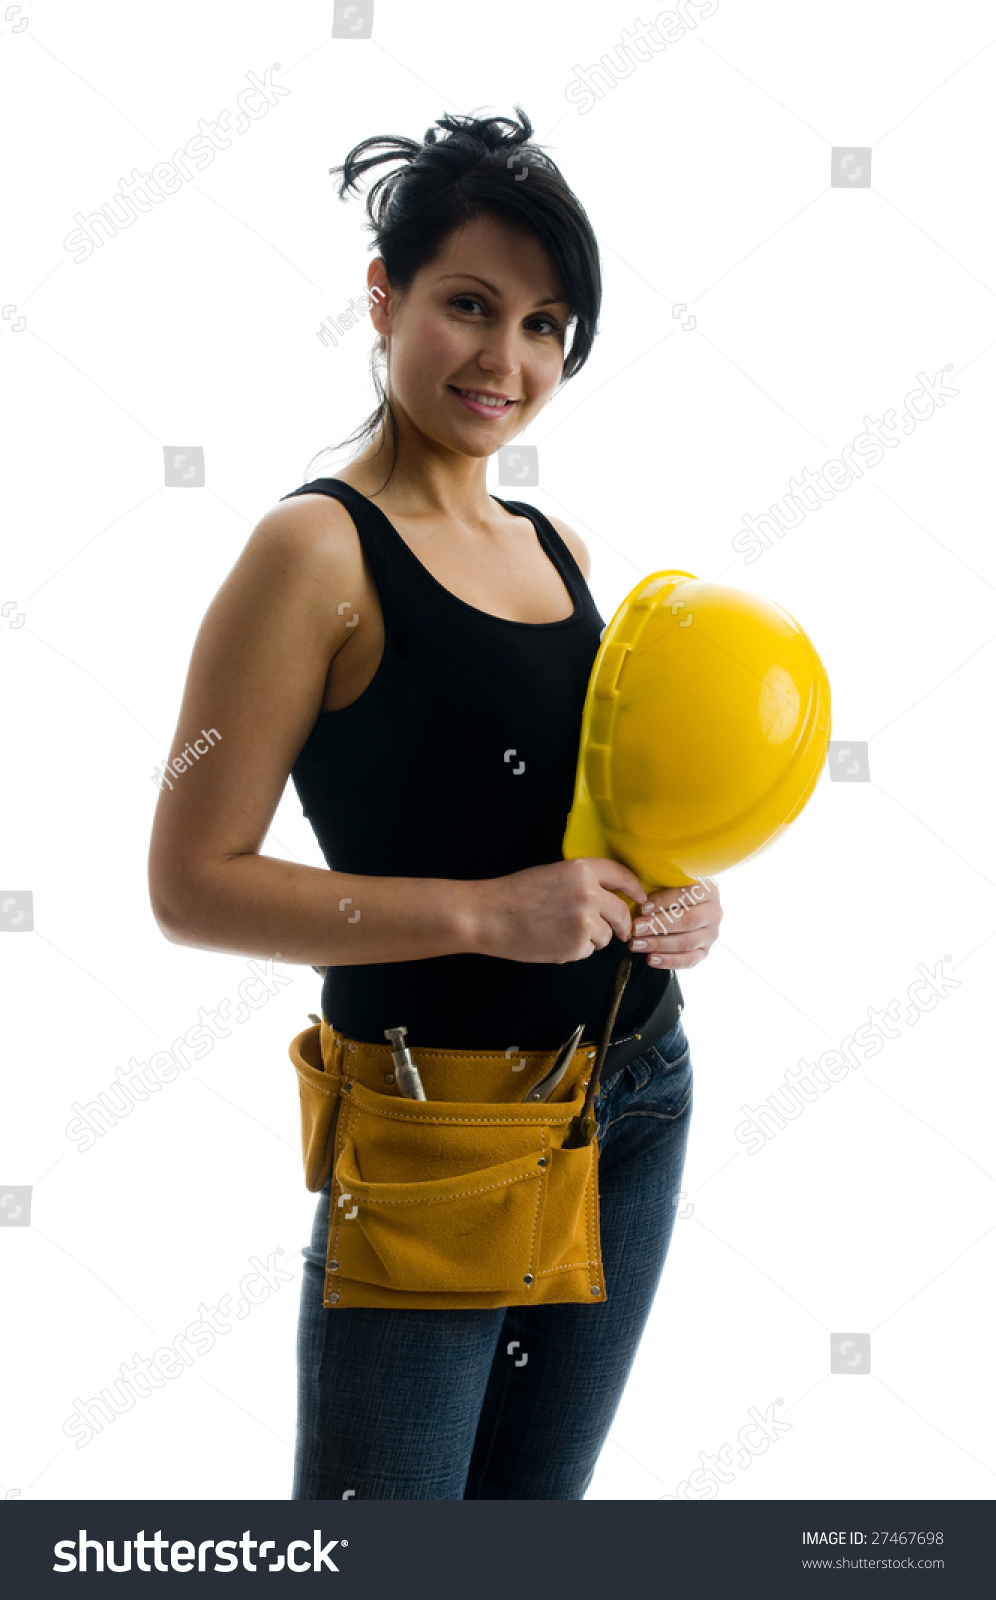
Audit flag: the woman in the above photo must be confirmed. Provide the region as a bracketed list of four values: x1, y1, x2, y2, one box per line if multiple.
[148, 107, 722, 1500]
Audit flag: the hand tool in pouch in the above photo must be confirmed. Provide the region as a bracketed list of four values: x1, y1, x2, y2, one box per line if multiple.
[562, 952, 633, 1148]
[384, 1024, 427, 1099]
[521, 1021, 585, 1103]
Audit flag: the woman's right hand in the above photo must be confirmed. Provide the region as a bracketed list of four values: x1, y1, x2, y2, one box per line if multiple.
[469, 857, 649, 964]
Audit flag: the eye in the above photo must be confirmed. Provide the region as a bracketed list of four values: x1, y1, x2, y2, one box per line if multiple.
[448, 295, 563, 335]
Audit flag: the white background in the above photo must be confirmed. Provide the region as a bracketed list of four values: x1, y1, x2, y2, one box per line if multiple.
[1, 0, 994, 1503]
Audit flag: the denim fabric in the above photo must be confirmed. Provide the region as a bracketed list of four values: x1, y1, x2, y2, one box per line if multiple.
[292, 1015, 693, 1500]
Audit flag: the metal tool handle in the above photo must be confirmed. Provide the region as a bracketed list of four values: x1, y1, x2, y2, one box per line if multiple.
[384, 1025, 427, 1100]
[522, 1020, 585, 1103]
[562, 953, 633, 1147]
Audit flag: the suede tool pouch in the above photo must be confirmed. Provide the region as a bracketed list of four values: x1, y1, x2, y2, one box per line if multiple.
[287, 1018, 608, 1311]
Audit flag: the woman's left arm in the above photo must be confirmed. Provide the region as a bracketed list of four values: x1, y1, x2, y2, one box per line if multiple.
[627, 880, 723, 969]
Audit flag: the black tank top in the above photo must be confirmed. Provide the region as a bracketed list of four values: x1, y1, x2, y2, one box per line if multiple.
[281, 476, 675, 1051]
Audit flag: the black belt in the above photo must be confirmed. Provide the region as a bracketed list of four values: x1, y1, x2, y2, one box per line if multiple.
[603, 968, 684, 1078]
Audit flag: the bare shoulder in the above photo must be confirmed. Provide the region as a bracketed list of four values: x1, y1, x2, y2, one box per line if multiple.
[200, 489, 367, 669]
[247, 490, 360, 584]
[544, 513, 591, 583]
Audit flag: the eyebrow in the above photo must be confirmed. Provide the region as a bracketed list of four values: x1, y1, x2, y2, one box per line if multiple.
[437, 272, 569, 308]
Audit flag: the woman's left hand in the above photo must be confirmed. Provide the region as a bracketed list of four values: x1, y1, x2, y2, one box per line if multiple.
[627, 879, 723, 969]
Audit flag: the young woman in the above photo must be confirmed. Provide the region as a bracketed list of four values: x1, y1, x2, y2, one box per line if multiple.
[148, 107, 722, 1500]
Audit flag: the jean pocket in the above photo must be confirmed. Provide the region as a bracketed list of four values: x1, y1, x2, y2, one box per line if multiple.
[615, 1020, 692, 1118]
[647, 1017, 691, 1073]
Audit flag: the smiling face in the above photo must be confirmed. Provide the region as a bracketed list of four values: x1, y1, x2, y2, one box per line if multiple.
[365, 211, 571, 458]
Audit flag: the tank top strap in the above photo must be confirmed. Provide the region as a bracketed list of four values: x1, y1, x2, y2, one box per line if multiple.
[279, 476, 419, 635]
[489, 494, 589, 610]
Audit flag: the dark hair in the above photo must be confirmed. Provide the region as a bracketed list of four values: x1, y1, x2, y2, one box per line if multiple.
[307, 105, 602, 490]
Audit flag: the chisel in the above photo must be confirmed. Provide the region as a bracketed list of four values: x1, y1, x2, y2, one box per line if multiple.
[384, 1025, 427, 1099]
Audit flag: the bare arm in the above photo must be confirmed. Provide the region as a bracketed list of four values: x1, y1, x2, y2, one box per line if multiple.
[147, 498, 477, 967]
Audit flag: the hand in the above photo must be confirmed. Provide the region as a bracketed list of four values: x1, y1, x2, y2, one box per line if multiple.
[627, 878, 723, 970]
[470, 857, 649, 965]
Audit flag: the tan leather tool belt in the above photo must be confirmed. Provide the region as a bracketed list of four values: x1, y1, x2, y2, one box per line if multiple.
[288, 1017, 609, 1310]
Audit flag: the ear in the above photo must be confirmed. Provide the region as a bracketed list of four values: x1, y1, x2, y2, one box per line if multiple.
[366, 258, 393, 336]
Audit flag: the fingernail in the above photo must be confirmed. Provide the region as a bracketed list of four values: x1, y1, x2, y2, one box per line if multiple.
[631, 939, 648, 950]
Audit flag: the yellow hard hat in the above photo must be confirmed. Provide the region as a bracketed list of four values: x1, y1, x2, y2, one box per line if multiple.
[562, 570, 832, 893]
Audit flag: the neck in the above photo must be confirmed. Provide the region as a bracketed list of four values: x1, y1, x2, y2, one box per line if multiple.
[338, 425, 503, 523]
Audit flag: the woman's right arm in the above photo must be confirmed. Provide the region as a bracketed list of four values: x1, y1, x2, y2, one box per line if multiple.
[147, 497, 482, 967]
[147, 497, 645, 969]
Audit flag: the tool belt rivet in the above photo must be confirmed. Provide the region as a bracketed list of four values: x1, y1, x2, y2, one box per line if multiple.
[328, 1292, 340, 1302]
[329, 1260, 338, 1271]
[523, 1274, 534, 1285]
[591, 1286, 601, 1295]
[385, 1073, 394, 1083]
[537, 1156, 547, 1167]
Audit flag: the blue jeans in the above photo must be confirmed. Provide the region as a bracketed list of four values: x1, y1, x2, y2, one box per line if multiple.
[292, 1014, 693, 1500]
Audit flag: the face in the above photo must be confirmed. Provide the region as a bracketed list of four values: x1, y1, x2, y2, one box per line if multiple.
[365, 212, 570, 456]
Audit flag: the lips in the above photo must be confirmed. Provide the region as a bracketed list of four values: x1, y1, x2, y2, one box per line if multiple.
[449, 386, 517, 415]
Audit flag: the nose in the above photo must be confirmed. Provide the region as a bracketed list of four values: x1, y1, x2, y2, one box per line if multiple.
[474, 321, 520, 382]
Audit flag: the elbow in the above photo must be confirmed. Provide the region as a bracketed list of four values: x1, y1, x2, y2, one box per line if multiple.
[148, 852, 237, 947]
[147, 866, 203, 946]
[149, 889, 190, 945]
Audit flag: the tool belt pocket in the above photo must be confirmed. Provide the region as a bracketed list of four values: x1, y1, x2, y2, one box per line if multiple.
[330, 1079, 597, 1301]
[288, 1021, 341, 1193]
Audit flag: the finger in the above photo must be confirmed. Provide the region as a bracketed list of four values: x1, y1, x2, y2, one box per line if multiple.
[644, 880, 717, 910]
[640, 886, 715, 932]
[641, 948, 706, 969]
[630, 929, 701, 956]
[635, 902, 707, 937]
[599, 888, 637, 945]
[630, 934, 707, 968]
[590, 857, 651, 907]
